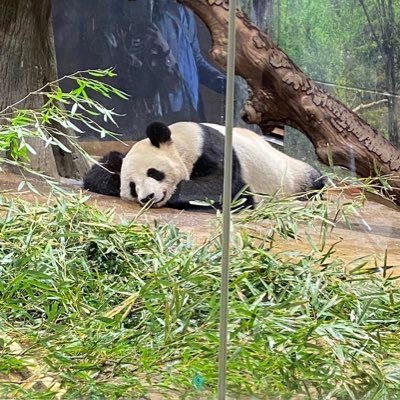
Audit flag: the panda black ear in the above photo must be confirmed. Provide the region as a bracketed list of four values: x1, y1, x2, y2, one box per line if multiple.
[146, 122, 172, 148]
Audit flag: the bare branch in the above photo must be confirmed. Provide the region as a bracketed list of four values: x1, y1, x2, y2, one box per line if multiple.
[352, 99, 388, 113]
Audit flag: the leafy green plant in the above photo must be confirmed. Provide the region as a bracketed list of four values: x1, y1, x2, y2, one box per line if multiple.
[0, 354, 28, 375]
[0, 68, 128, 189]
[0, 187, 399, 399]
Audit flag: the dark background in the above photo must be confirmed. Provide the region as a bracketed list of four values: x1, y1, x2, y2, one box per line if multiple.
[52, 0, 226, 141]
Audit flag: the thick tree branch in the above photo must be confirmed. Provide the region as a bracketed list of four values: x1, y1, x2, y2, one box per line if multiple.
[179, 0, 400, 204]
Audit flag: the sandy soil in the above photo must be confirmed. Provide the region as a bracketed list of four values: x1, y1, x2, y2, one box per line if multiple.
[1, 170, 399, 275]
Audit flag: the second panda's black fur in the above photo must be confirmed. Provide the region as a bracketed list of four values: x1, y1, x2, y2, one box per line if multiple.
[83, 151, 125, 197]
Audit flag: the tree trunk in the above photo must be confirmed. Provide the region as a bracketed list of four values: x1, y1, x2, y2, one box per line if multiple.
[0, 0, 88, 179]
[181, 0, 400, 205]
[385, 0, 399, 148]
[253, 0, 274, 37]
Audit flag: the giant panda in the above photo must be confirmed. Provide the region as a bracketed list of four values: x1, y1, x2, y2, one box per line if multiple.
[83, 121, 324, 209]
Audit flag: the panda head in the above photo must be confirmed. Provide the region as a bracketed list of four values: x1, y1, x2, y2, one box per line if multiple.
[120, 122, 190, 207]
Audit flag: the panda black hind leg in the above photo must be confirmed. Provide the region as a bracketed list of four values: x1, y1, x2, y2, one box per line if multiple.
[83, 151, 125, 197]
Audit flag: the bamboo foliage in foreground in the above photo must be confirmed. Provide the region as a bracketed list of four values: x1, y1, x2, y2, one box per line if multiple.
[0, 188, 399, 399]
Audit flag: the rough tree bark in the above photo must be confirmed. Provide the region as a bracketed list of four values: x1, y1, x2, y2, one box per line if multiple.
[179, 0, 400, 204]
[0, 0, 88, 179]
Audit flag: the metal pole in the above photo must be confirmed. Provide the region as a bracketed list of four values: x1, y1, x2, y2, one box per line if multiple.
[218, 0, 236, 399]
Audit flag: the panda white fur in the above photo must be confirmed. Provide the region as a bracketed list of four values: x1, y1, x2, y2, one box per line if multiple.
[113, 121, 323, 208]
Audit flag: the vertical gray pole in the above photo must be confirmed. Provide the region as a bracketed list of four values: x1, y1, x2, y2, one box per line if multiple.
[218, 0, 236, 399]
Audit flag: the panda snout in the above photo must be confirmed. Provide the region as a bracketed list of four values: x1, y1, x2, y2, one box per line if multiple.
[139, 193, 155, 204]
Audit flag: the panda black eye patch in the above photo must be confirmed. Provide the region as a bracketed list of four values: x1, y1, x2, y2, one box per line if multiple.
[130, 181, 137, 197]
[147, 168, 165, 181]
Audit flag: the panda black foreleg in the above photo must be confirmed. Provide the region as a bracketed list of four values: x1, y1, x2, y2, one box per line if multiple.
[167, 175, 225, 209]
[167, 174, 254, 210]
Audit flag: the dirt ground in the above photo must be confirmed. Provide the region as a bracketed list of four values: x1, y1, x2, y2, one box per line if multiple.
[1, 170, 399, 275]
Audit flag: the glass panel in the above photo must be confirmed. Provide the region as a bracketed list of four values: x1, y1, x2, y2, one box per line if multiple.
[49, 0, 400, 398]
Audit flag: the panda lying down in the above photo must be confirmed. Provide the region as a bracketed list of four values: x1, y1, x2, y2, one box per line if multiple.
[83, 121, 324, 209]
